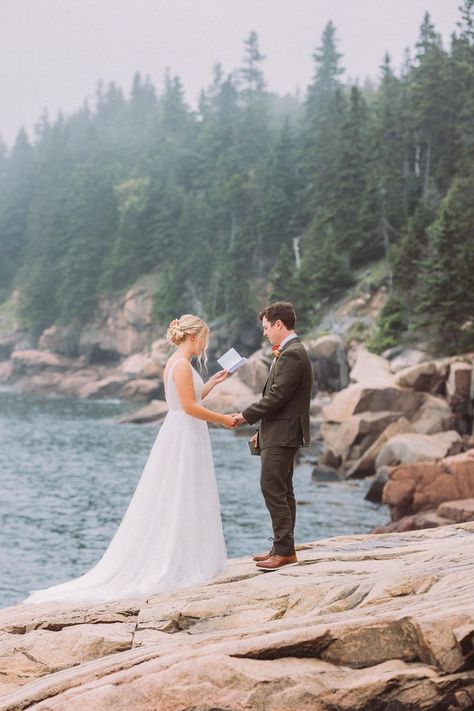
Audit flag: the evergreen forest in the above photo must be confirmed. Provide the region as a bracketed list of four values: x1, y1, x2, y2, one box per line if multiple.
[1, 3, 473, 354]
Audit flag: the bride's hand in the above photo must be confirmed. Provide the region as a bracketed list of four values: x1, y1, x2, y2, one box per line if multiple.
[221, 414, 237, 429]
[209, 369, 229, 386]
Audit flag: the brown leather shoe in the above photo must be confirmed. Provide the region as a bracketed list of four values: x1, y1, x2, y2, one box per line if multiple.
[253, 547, 275, 562]
[256, 554, 297, 570]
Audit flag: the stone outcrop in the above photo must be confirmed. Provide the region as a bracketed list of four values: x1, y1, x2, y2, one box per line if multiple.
[320, 386, 457, 475]
[204, 375, 257, 413]
[447, 362, 473, 401]
[309, 392, 332, 426]
[365, 465, 391, 502]
[10, 350, 74, 376]
[375, 431, 462, 468]
[438, 498, 474, 523]
[0, 288, 167, 402]
[447, 362, 474, 436]
[323, 384, 424, 423]
[381, 449, 474, 521]
[1, 524, 474, 709]
[383, 346, 430, 373]
[314, 277, 389, 341]
[394, 360, 450, 393]
[321, 411, 403, 466]
[207, 315, 262, 366]
[37, 325, 81, 358]
[409, 392, 454, 434]
[118, 400, 169, 425]
[319, 351, 474, 479]
[120, 379, 162, 402]
[0, 334, 24, 361]
[237, 349, 270, 394]
[78, 375, 129, 399]
[349, 346, 394, 386]
[348, 419, 414, 478]
[79, 287, 156, 361]
[373, 510, 459, 533]
[306, 334, 349, 392]
[118, 353, 157, 376]
[150, 338, 171, 367]
[53, 370, 103, 398]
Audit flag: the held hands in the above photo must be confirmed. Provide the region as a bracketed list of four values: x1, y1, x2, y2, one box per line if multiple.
[221, 412, 247, 429]
[222, 414, 237, 429]
[230, 412, 246, 427]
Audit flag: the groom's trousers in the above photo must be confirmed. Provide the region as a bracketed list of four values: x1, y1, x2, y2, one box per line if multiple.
[260, 446, 299, 556]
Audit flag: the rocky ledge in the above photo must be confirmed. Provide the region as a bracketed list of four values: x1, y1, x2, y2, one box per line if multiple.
[1, 524, 474, 710]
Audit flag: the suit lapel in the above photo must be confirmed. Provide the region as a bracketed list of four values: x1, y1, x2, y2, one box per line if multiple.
[263, 366, 273, 394]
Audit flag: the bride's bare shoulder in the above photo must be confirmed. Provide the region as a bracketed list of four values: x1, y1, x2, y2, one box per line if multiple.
[164, 357, 192, 383]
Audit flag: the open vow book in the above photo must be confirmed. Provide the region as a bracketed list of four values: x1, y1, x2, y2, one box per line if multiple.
[217, 347, 248, 374]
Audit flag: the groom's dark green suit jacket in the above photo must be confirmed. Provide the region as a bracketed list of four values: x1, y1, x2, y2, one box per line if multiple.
[242, 338, 313, 449]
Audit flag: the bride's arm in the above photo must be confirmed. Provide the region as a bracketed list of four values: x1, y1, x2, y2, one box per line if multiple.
[173, 361, 234, 427]
[201, 369, 229, 399]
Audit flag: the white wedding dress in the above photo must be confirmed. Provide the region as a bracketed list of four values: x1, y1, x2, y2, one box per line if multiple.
[23, 359, 227, 604]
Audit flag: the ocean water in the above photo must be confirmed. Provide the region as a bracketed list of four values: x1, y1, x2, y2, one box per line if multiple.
[0, 390, 389, 608]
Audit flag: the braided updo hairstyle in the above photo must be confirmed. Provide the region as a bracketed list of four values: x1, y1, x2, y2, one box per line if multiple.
[166, 314, 209, 369]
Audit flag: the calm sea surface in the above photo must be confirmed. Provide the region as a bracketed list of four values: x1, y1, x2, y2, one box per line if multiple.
[0, 390, 389, 608]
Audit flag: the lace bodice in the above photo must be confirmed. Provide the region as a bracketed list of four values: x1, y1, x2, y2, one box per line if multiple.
[165, 358, 204, 411]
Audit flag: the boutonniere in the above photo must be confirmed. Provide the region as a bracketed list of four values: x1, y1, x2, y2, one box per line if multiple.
[272, 345, 281, 358]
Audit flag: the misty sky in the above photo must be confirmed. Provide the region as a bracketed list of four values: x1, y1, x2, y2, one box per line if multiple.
[0, 0, 462, 148]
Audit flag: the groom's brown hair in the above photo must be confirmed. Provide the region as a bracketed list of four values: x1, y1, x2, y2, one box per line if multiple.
[259, 301, 296, 330]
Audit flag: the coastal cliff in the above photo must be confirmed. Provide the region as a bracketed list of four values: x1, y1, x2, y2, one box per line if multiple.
[1, 523, 473, 710]
[1, 275, 473, 536]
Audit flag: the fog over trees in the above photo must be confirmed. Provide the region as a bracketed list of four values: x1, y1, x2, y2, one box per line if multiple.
[0, 3, 473, 353]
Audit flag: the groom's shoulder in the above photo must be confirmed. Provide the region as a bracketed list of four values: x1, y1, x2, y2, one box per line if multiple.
[280, 339, 309, 363]
[284, 339, 312, 366]
[285, 339, 306, 355]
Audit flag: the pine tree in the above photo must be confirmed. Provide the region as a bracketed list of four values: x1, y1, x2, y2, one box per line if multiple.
[237, 32, 271, 170]
[371, 54, 414, 227]
[301, 22, 345, 226]
[450, 0, 474, 173]
[0, 129, 35, 290]
[2, 6, 474, 349]
[335, 85, 373, 265]
[416, 173, 474, 352]
[293, 222, 354, 327]
[240, 31, 266, 94]
[260, 118, 299, 261]
[391, 203, 434, 326]
[306, 21, 344, 111]
[270, 243, 296, 303]
[411, 13, 452, 198]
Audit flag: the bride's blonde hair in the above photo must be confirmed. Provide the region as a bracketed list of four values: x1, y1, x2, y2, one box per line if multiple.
[166, 314, 209, 369]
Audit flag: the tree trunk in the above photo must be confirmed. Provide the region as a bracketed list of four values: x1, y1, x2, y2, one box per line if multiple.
[423, 136, 432, 204]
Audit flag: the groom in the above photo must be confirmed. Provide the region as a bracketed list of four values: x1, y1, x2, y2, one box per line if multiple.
[232, 301, 313, 570]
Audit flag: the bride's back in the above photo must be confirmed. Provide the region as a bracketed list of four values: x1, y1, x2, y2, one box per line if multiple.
[164, 358, 202, 412]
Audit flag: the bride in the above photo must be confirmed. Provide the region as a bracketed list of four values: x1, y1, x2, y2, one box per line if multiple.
[23, 314, 235, 604]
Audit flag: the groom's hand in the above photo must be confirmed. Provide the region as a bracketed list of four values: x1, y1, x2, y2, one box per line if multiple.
[231, 412, 247, 427]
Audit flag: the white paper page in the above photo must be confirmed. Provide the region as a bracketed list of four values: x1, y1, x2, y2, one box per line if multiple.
[217, 347, 247, 372]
